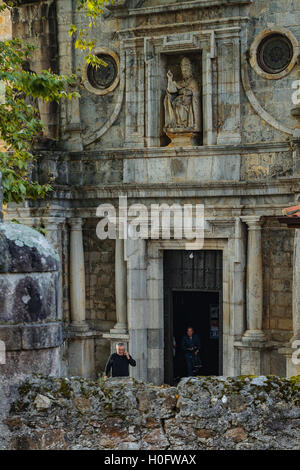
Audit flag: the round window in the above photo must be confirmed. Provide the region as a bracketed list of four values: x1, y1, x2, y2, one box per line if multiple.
[257, 33, 293, 74]
[83, 48, 120, 95]
[87, 54, 118, 90]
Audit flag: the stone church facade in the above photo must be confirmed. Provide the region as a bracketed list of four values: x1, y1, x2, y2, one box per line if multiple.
[3, 0, 300, 384]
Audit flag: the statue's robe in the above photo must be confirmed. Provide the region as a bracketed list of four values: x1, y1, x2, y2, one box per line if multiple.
[164, 76, 201, 131]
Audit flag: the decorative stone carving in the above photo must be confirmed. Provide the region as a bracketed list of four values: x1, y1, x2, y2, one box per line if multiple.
[164, 57, 201, 146]
[291, 66, 300, 139]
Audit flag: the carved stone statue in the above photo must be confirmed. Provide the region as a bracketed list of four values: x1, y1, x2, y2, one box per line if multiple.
[164, 57, 201, 146]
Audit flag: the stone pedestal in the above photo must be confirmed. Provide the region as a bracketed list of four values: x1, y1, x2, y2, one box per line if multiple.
[165, 128, 198, 147]
[102, 332, 130, 355]
[239, 343, 266, 376]
[68, 330, 96, 379]
[278, 346, 300, 377]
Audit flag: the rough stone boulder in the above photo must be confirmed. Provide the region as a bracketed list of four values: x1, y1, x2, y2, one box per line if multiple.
[0, 222, 63, 380]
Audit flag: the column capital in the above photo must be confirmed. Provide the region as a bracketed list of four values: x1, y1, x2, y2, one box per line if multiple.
[241, 216, 262, 229]
[68, 217, 84, 230]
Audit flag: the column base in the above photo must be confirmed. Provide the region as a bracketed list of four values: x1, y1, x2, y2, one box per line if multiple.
[102, 332, 130, 355]
[242, 329, 266, 343]
[70, 322, 89, 333]
[110, 323, 128, 335]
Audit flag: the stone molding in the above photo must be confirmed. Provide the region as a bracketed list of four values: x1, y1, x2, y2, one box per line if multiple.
[0, 323, 63, 351]
[241, 216, 262, 229]
[68, 217, 84, 231]
[83, 47, 125, 147]
[241, 54, 294, 136]
[115, 0, 252, 18]
[82, 47, 120, 96]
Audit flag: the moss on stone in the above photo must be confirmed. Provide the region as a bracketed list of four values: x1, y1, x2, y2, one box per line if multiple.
[57, 378, 72, 399]
[18, 382, 32, 397]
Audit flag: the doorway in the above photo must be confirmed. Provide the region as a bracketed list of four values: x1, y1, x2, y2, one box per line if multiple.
[173, 290, 220, 381]
[163, 250, 223, 384]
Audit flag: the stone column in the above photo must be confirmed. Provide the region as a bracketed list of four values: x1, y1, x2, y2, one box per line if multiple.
[292, 229, 300, 343]
[242, 216, 266, 342]
[69, 218, 88, 331]
[68, 218, 95, 378]
[103, 237, 129, 355]
[238, 216, 266, 376]
[111, 237, 128, 334]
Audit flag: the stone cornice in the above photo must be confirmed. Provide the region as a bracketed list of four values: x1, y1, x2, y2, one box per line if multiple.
[51, 177, 300, 201]
[118, 16, 250, 37]
[114, 0, 252, 18]
[63, 141, 291, 161]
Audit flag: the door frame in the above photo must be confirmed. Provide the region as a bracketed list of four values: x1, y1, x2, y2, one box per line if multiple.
[164, 287, 223, 384]
[127, 237, 244, 385]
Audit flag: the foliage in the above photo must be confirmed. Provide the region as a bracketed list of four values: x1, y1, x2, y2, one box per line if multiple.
[0, 0, 110, 205]
[0, 9, 79, 204]
[69, 0, 112, 67]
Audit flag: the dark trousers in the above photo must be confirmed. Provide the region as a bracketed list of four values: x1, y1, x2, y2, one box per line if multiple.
[185, 353, 194, 376]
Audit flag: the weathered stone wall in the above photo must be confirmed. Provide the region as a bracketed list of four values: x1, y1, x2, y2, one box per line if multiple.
[10, 0, 59, 139]
[2, 375, 300, 450]
[262, 221, 294, 341]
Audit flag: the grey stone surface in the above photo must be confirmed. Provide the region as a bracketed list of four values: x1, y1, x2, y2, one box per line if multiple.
[1, 375, 300, 450]
[0, 272, 59, 324]
[0, 223, 59, 273]
[21, 323, 63, 350]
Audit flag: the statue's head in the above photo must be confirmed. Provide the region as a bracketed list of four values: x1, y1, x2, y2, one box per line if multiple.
[181, 57, 193, 79]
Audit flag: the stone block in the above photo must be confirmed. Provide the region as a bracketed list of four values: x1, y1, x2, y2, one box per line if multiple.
[21, 323, 63, 350]
[0, 326, 22, 351]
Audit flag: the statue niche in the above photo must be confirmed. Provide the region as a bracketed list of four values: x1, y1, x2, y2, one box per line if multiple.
[164, 56, 201, 147]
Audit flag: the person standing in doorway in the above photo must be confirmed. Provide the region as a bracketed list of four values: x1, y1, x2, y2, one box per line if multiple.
[104, 343, 136, 378]
[181, 326, 201, 377]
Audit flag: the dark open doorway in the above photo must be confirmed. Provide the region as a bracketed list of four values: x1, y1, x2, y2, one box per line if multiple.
[173, 290, 220, 381]
[163, 250, 223, 385]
